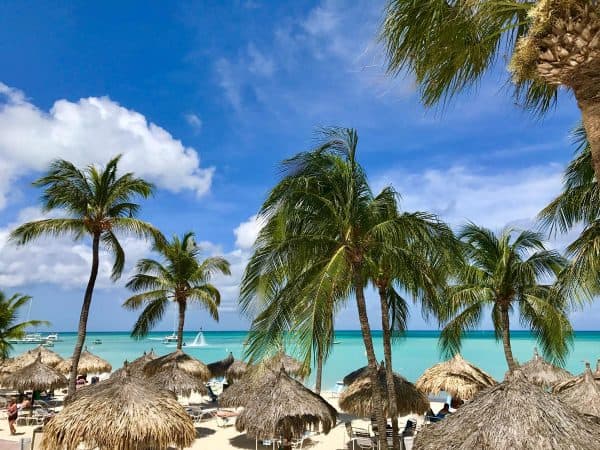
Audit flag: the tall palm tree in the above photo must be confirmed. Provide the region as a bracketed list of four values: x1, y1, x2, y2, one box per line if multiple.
[240, 127, 454, 450]
[539, 125, 600, 299]
[0, 292, 48, 360]
[10, 156, 158, 395]
[379, 1, 600, 185]
[439, 224, 572, 372]
[123, 232, 231, 350]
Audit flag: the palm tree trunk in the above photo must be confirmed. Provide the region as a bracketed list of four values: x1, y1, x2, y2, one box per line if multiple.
[315, 348, 323, 394]
[378, 286, 400, 450]
[68, 232, 100, 396]
[176, 300, 186, 351]
[500, 305, 517, 373]
[576, 93, 600, 185]
[354, 274, 388, 450]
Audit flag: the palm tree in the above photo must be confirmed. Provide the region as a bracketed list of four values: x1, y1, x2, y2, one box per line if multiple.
[539, 125, 600, 299]
[123, 232, 231, 350]
[240, 127, 455, 449]
[0, 292, 48, 360]
[379, 1, 600, 185]
[439, 224, 572, 372]
[10, 156, 159, 395]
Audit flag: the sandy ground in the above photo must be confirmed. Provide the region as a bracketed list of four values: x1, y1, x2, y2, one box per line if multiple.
[0, 389, 443, 450]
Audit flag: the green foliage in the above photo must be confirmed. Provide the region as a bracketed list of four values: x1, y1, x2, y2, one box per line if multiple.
[9, 155, 160, 280]
[379, 0, 557, 113]
[0, 292, 49, 360]
[439, 224, 573, 365]
[123, 232, 231, 340]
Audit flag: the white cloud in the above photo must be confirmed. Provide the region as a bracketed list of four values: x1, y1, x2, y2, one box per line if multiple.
[215, 58, 243, 112]
[375, 163, 564, 230]
[233, 214, 265, 250]
[184, 113, 203, 131]
[247, 43, 276, 77]
[0, 83, 214, 210]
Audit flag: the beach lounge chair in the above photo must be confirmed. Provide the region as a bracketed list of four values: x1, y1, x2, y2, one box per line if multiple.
[31, 426, 44, 450]
[345, 422, 373, 450]
[215, 409, 238, 427]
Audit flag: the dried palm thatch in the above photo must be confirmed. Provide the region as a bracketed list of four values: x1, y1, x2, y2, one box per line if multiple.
[56, 348, 112, 375]
[207, 352, 234, 379]
[143, 349, 210, 381]
[219, 363, 277, 408]
[552, 360, 600, 393]
[110, 350, 157, 379]
[518, 348, 572, 388]
[339, 365, 429, 417]
[342, 366, 368, 386]
[148, 361, 207, 397]
[261, 352, 309, 379]
[1, 353, 67, 391]
[416, 354, 497, 400]
[41, 370, 196, 450]
[3, 346, 63, 372]
[226, 358, 249, 381]
[235, 367, 337, 440]
[556, 362, 600, 417]
[414, 369, 600, 450]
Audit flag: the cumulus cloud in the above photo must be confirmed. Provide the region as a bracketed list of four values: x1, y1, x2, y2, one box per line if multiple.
[0, 82, 214, 210]
[233, 215, 265, 250]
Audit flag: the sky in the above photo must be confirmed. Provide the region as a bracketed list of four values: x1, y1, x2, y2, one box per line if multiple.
[0, 0, 595, 332]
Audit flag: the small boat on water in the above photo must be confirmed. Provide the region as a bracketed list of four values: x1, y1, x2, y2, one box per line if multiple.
[8, 333, 46, 344]
[46, 333, 62, 342]
[93, 339, 102, 345]
[42, 341, 54, 348]
[163, 333, 178, 344]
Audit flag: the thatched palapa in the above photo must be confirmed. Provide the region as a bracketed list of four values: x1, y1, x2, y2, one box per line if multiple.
[143, 349, 210, 380]
[110, 350, 157, 379]
[2, 346, 63, 372]
[262, 352, 309, 379]
[235, 367, 337, 441]
[1, 353, 67, 392]
[56, 348, 112, 375]
[517, 348, 572, 388]
[339, 365, 429, 417]
[342, 366, 368, 386]
[416, 353, 497, 400]
[148, 361, 208, 397]
[219, 363, 277, 408]
[207, 352, 234, 378]
[557, 362, 600, 417]
[226, 358, 248, 381]
[41, 370, 195, 450]
[413, 370, 600, 450]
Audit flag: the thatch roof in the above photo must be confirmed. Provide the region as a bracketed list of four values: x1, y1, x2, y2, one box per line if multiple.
[110, 350, 157, 379]
[517, 348, 572, 388]
[556, 363, 600, 417]
[56, 348, 112, 375]
[339, 365, 429, 417]
[343, 366, 368, 386]
[596, 359, 600, 376]
[1, 353, 67, 391]
[207, 352, 234, 379]
[261, 352, 309, 379]
[235, 367, 337, 440]
[41, 370, 196, 450]
[148, 362, 208, 397]
[552, 361, 600, 394]
[226, 358, 249, 381]
[143, 349, 210, 381]
[219, 363, 277, 408]
[413, 370, 600, 450]
[3, 346, 64, 372]
[416, 354, 497, 400]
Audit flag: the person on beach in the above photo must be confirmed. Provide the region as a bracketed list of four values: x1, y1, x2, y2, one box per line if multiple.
[436, 403, 451, 419]
[7, 398, 18, 435]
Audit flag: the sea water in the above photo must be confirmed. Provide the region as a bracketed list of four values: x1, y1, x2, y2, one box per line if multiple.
[10, 330, 600, 390]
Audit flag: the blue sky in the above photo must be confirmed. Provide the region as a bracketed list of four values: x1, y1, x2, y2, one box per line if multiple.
[0, 0, 594, 332]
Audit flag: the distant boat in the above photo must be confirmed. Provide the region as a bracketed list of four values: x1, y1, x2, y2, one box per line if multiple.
[42, 341, 54, 348]
[163, 333, 178, 344]
[333, 341, 342, 344]
[46, 333, 62, 342]
[8, 333, 46, 344]
[93, 339, 102, 345]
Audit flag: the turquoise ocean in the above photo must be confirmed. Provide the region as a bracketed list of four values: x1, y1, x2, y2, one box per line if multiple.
[10, 330, 600, 390]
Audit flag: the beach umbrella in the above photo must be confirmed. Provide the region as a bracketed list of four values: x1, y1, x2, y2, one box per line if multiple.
[41, 369, 195, 450]
[56, 348, 112, 375]
[415, 353, 497, 400]
[262, 351, 309, 379]
[143, 349, 210, 380]
[226, 358, 249, 382]
[235, 367, 337, 443]
[342, 366, 369, 386]
[207, 352, 234, 378]
[556, 362, 600, 417]
[3, 346, 63, 372]
[1, 353, 67, 392]
[148, 361, 208, 397]
[110, 350, 157, 379]
[413, 370, 600, 450]
[552, 361, 600, 394]
[339, 365, 429, 417]
[219, 364, 278, 408]
[517, 348, 572, 388]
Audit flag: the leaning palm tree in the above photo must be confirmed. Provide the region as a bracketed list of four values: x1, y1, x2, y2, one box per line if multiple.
[0, 292, 48, 360]
[124, 232, 230, 350]
[380, 1, 600, 185]
[240, 127, 448, 450]
[439, 224, 573, 373]
[10, 156, 158, 395]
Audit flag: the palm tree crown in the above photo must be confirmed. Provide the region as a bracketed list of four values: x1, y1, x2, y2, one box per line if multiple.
[0, 292, 48, 360]
[439, 224, 572, 371]
[124, 232, 231, 350]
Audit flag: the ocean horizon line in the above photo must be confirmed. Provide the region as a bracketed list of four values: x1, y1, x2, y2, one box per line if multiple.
[34, 329, 600, 334]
